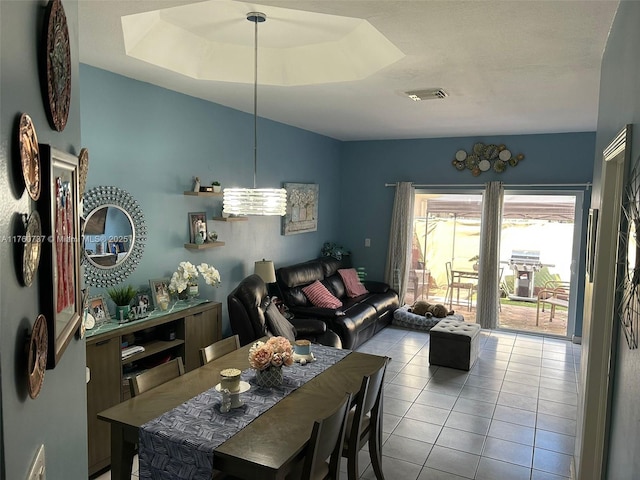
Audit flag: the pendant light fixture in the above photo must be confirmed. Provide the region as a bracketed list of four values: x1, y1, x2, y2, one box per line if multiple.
[223, 12, 287, 216]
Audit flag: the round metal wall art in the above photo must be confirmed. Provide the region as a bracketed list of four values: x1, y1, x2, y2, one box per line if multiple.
[19, 113, 41, 201]
[27, 314, 48, 399]
[44, 0, 72, 132]
[451, 142, 525, 176]
[82, 186, 147, 287]
[23, 211, 43, 287]
[78, 148, 89, 197]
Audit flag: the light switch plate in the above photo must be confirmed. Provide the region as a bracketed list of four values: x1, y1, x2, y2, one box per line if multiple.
[27, 444, 45, 480]
[364, 238, 371, 247]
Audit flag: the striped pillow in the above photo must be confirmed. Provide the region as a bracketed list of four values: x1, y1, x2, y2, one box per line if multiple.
[338, 268, 368, 298]
[302, 280, 343, 308]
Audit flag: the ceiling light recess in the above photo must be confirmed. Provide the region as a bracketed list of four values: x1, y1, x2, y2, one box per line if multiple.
[223, 12, 287, 216]
[405, 88, 448, 102]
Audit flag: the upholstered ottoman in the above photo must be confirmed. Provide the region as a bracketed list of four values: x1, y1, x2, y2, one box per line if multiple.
[429, 319, 481, 371]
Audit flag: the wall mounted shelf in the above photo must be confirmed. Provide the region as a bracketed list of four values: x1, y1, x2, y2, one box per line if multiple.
[184, 241, 225, 250]
[183, 191, 222, 197]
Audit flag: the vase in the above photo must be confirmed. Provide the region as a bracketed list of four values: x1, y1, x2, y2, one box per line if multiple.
[255, 366, 283, 387]
[188, 283, 199, 298]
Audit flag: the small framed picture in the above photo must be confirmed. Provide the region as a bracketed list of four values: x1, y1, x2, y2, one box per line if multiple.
[188, 211, 207, 244]
[107, 240, 126, 254]
[133, 293, 150, 318]
[88, 295, 110, 322]
[149, 278, 171, 310]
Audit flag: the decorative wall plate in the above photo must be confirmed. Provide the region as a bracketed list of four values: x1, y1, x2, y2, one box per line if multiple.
[78, 148, 89, 197]
[23, 211, 42, 287]
[499, 149, 511, 161]
[452, 142, 524, 175]
[27, 314, 48, 399]
[19, 113, 41, 201]
[44, 0, 72, 132]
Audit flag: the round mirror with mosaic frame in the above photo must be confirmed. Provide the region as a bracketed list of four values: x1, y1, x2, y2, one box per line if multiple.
[82, 186, 147, 287]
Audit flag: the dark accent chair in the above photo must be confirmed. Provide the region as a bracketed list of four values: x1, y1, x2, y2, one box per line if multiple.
[227, 274, 342, 348]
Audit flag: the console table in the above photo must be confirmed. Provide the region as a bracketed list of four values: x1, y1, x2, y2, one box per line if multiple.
[86, 300, 222, 477]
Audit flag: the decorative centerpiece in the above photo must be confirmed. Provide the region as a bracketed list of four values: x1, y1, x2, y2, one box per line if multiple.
[169, 261, 221, 300]
[248, 336, 294, 387]
[220, 368, 242, 393]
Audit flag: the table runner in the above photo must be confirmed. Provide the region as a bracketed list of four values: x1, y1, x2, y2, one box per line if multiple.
[139, 344, 350, 480]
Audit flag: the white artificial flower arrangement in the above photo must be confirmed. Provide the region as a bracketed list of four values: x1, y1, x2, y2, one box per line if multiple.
[169, 261, 221, 293]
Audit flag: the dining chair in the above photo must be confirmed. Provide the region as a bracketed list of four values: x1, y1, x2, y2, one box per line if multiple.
[445, 261, 475, 311]
[199, 334, 241, 366]
[287, 392, 352, 480]
[342, 359, 388, 480]
[128, 357, 185, 397]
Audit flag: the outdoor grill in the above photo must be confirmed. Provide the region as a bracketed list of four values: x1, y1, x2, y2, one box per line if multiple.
[508, 250, 543, 301]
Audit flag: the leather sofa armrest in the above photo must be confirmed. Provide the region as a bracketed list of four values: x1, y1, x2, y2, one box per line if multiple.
[363, 280, 391, 293]
[290, 317, 327, 336]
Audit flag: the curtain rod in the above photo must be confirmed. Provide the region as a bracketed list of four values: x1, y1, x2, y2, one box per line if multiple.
[385, 182, 592, 189]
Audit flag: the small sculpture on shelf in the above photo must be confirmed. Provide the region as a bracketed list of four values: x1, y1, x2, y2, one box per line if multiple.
[193, 176, 200, 193]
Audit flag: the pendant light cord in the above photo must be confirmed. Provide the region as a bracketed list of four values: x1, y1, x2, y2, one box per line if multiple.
[252, 15, 259, 189]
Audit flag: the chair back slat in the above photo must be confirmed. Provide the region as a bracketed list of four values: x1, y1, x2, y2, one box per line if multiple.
[200, 334, 241, 366]
[129, 357, 185, 397]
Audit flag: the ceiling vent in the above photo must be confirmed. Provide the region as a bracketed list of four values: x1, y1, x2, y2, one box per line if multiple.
[405, 88, 448, 101]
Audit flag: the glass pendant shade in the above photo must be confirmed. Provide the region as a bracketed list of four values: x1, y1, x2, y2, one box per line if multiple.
[222, 12, 287, 217]
[223, 187, 286, 216]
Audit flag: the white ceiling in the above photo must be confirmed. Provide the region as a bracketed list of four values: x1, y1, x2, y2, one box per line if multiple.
[78, 0, 619, 141]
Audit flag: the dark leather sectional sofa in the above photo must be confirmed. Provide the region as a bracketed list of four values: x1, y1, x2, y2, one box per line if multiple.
[276, 257, 399, 350]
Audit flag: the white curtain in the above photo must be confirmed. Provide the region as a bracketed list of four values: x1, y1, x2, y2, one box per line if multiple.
[384, 182, 415, 304]
[476, 181, 504, 329]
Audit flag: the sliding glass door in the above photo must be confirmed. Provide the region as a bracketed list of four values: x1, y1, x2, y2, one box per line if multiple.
[412, 190, 580, 338]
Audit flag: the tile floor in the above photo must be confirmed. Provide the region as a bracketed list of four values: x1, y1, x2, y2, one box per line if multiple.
[96, 326, 581, 480]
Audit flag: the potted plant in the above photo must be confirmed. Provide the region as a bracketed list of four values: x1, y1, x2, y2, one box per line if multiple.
[212, 181, 222, 193]
[321, 242, 350, 260]
[107, 284, 138, 322]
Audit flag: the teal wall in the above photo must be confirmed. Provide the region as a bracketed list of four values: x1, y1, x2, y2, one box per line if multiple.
[1, 1, 88, 479]
[340, 133, 595, 336]
[595, 1, 640, 477]
[79, 65, 343, 335]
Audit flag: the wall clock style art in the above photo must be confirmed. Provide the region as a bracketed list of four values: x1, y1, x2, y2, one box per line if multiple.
[43, 0, 71, 132]
[452, 142, 525, 176]
[19, 113, 41, 201]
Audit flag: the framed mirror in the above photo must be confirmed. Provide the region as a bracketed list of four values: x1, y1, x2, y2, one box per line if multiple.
[82, 186, 146, 287]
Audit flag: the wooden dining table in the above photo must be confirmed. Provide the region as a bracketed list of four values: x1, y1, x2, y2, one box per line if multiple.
[98, 340, 388, 480]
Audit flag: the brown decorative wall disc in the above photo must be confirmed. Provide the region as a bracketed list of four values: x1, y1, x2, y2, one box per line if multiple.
[23, 211, 42, 287]
[28, 314, 48, 399]
[78, 148, 89, 197]
[19, 113, 41, 200]
[44, 0, 71, 132]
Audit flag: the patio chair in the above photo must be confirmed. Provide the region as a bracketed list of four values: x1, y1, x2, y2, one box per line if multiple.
[536, 280, 570, 326]
[445, 261, 475, 311]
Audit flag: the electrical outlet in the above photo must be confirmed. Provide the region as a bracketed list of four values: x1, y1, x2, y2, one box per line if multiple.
[364, 238, 371, 247]
[27, 445, 45, 480]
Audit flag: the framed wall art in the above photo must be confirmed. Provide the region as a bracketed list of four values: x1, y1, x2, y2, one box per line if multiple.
[37, 145, 82, 368]
[281, 183, 319, 235]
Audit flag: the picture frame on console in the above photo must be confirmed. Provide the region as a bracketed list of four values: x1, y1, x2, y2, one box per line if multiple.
[88, 295, 110, 322]
[149, 278, 171, 310]
[37, 144, 82, 368]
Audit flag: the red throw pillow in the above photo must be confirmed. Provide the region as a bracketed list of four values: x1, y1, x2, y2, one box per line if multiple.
[338, 268, 369, 298]
[302, 280, 343, 308]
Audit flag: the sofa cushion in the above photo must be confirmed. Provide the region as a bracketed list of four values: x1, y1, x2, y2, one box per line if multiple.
[302, 280, 343, 309]
[338, 268, 368, 297]
[324, 274, 347, 299]
[264, 302, 297, 343]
